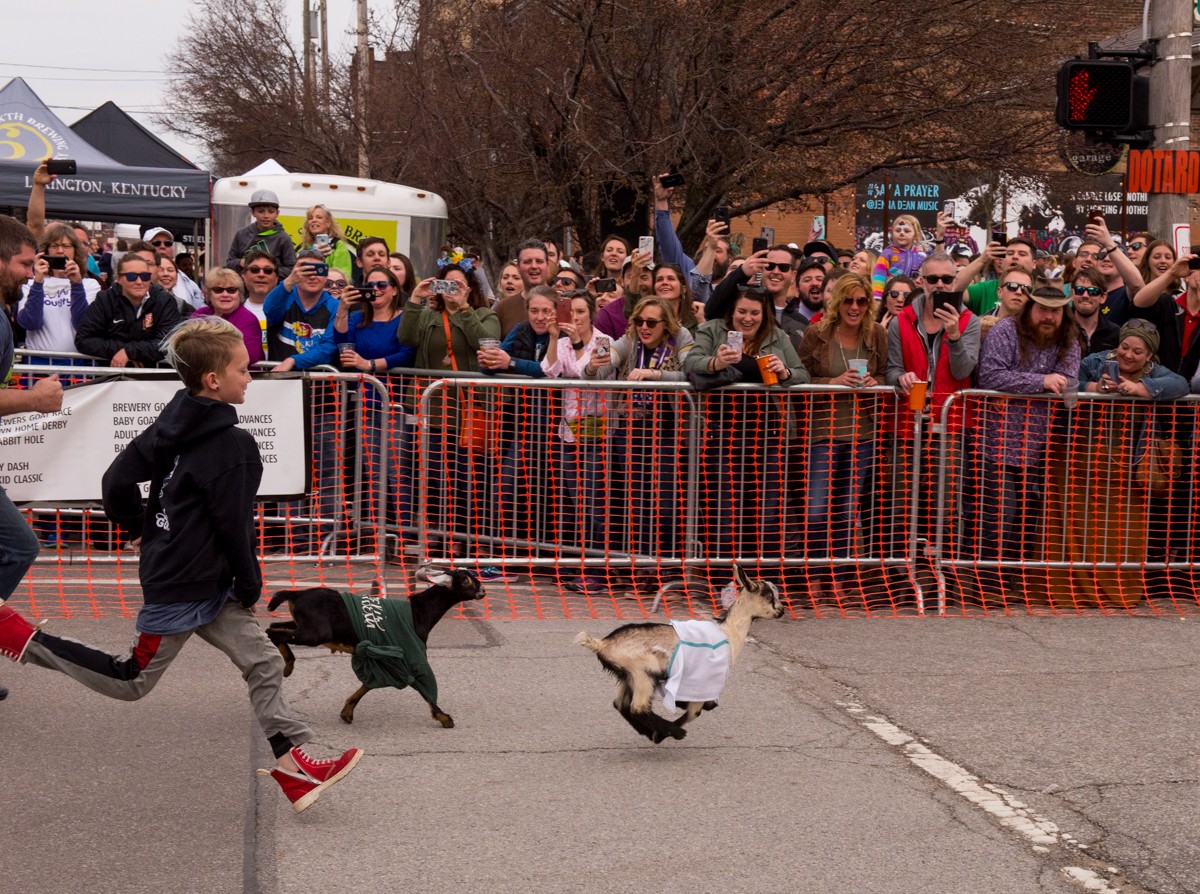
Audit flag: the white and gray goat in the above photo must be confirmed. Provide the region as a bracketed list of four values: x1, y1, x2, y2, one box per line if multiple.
[576, 565, 785, 743]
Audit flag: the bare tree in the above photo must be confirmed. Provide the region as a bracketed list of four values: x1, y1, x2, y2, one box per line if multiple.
[163, 0, 1125, 267]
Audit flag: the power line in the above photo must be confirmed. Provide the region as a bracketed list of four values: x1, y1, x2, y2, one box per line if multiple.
[0, 61, 181, 75]
[0, 74, 173, 83]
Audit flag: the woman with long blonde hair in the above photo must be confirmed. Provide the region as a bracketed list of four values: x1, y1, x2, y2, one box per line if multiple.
[298, 204, 357, 281]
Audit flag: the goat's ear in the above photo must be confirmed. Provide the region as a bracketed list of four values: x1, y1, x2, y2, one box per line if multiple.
[732, 564, 753, 592]
[427, 570, 452, 587]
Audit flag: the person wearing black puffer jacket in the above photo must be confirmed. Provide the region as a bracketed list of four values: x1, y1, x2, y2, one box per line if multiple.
[74, 253, 181, 366]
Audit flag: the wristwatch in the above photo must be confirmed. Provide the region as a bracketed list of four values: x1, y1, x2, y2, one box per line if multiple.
[1096, 244, 1122, 260]
[508, 359, 516, 370]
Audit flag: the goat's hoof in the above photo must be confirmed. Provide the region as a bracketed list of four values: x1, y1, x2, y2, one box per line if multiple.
[282, 663, 294, 678]
[339, 710, 355, 725]
[702, 701, 717, 712]
[436, 714, 454, 728]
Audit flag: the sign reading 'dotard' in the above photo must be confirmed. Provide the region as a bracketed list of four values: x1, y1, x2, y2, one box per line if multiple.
[0, 378, 307, 502]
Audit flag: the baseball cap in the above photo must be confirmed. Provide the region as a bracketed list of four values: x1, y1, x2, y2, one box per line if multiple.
[143, 227, 173, 244]
[802, 240, 837, 259]
[248, 189, 280, 208]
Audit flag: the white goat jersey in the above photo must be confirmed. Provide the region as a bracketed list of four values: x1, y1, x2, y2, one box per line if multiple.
[660, 619, 731, 712]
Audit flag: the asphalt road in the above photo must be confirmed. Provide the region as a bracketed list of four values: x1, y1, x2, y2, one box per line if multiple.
[3, 612, 1197, 894]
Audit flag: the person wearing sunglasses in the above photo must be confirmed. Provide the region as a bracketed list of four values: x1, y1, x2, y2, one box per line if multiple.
[706, 246, 806, 345]
[875, 274, 916, 329]
[1123, 233, 1151, 268]
[550, 269, 585, 296]
[880, 253, 981, 570]
[192, 268, 264, 364]
[75, 254, 183, 368]
[1077, 213, 1146, 325]
[1070, 267, 1119, 357]
[953, 236, 1037, 317]
[585, 295, 694, 591]
[1132, 250, 1200, 378]
[979, 269, 1035, 343]
[798, 273, 888, 600]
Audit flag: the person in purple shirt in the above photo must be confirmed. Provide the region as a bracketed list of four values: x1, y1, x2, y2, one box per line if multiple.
[975, 286, 1081, 592]
[193, 268, 265, 364]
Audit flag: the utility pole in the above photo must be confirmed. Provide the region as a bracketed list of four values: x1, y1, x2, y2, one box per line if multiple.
[302, 0, 315, 104]
[356, 0, 370, 178]
[1147, 0, 1192, 239]
[319, 0, 331, 118]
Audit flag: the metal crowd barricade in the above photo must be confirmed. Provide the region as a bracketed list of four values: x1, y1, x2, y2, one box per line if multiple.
[11, 357, 392, 617]
[933, 389, 1200, 615]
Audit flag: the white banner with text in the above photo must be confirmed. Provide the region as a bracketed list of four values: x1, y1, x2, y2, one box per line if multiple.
[0, 378, 308, 501]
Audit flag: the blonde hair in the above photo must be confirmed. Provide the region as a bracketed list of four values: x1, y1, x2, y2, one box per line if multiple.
[818, 272, 882, 352]
[299, 204, 349, 249]
[891, 215, 922, 244]
[625, 295, 682, 341]
[163, 316, 244, 393]
[204, 266, 246, 305]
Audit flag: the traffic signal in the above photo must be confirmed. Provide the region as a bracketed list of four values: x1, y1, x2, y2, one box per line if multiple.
[1056, 59, 1150, 141]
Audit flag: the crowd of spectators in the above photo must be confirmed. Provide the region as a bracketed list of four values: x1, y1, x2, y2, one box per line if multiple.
[7, 167, 1200, 604]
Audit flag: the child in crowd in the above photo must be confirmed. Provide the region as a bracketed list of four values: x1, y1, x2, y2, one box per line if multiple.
[0, 316, 361, 813]
[226, 189, 296, 278]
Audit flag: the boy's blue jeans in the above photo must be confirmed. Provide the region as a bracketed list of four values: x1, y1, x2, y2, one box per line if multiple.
[0, 488, 39, 603]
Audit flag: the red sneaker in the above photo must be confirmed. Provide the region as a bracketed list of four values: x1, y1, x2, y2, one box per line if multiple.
[290, 746, 364, 785]
[0, 605, 41, 663]
[257, 767, 324, 813]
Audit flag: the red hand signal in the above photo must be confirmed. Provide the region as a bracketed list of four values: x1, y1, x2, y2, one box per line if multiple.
[1068, 70, 1098, 124]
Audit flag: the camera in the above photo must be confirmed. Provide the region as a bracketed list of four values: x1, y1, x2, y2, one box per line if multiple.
[431, 279, 459, 295]
[45, 159, 76, 176]
[46, 255, 68, 271]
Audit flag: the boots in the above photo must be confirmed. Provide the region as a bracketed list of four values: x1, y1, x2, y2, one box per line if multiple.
[0, 604, 40, 663]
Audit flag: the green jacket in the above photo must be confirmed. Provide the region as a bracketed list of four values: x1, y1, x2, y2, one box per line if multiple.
[684, 318, 810, 384]
[341, 592, 438, 703]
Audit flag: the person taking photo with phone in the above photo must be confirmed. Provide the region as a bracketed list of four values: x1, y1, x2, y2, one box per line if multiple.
[1132, 251, 1200, 378]
[18, 223, 100, 360]
[952, 235, 1037, 316]
[297, 204, 357, 283]
[1072, 214, 1145, 325]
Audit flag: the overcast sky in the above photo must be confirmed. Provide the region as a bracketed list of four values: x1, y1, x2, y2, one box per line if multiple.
[0, 0, 361, 170]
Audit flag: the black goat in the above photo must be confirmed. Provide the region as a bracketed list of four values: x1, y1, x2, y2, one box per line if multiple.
[266, 567, 484, 726]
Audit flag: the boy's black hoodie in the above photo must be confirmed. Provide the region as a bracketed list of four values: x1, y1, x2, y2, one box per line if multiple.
[102, 389, 263, 607]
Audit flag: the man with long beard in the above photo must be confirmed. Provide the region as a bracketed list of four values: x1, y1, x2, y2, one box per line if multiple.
[0, 216, 64, 701]
[975, 287, 1081, 592]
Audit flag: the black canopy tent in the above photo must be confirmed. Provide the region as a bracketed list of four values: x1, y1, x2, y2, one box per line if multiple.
[0, 78, 210, 231]
[71, 101, 202, 172]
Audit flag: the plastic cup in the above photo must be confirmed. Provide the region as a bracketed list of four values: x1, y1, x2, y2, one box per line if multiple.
[338, 342, 355, 356]
[756, 355, 779, 385]
[849, 358, 868, 387]
[908, 380, 928, 412]
[478, 338, 500, 352]
[1063, 378, 1080, 409]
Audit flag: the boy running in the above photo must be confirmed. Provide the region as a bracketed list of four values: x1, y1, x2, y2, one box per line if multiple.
[0, 316, 360, 813]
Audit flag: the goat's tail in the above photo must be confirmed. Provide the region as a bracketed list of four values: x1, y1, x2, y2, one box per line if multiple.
[266, 590, 294, 613]
[575, 631, 606, 653]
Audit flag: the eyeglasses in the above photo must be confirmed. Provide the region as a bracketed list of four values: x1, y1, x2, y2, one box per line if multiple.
[924, 274, 956, 286]
[1076, 250, 1099, 261]
[632, 317, 664, 328]
[886, 289, 910, 299]
[327, 281, 348, 291]
[366, 281, 391, 291]
[47, 241, 74, 251]
[843, 296, 870, 307]
[1125, 318, 1158, 333]
[552, 276, 578, 286]
[763, 262, 792, 272]
[1127, 242, 1146, 252]
[1072, 285, 1103, 297]
[1001, 282, 1033, 295]
[245, 265, 276, 275]
[806, 255, 832, 265]
[210, 286, 240, 295]
[151, 239, 173, 247]
[121, 272, 153, 282]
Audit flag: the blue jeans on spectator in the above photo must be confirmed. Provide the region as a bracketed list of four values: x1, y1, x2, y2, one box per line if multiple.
[806, 439, 875, 572]
[0, 487, 40, 602]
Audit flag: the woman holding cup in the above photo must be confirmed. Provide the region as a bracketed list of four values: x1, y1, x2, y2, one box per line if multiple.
[798, 273, 889, 599]
[584, 296, 694, 590]
[684, 288, 809, 574]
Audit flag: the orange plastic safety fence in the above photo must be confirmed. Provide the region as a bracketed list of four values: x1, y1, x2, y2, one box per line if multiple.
[15, 370, 1200, 621]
